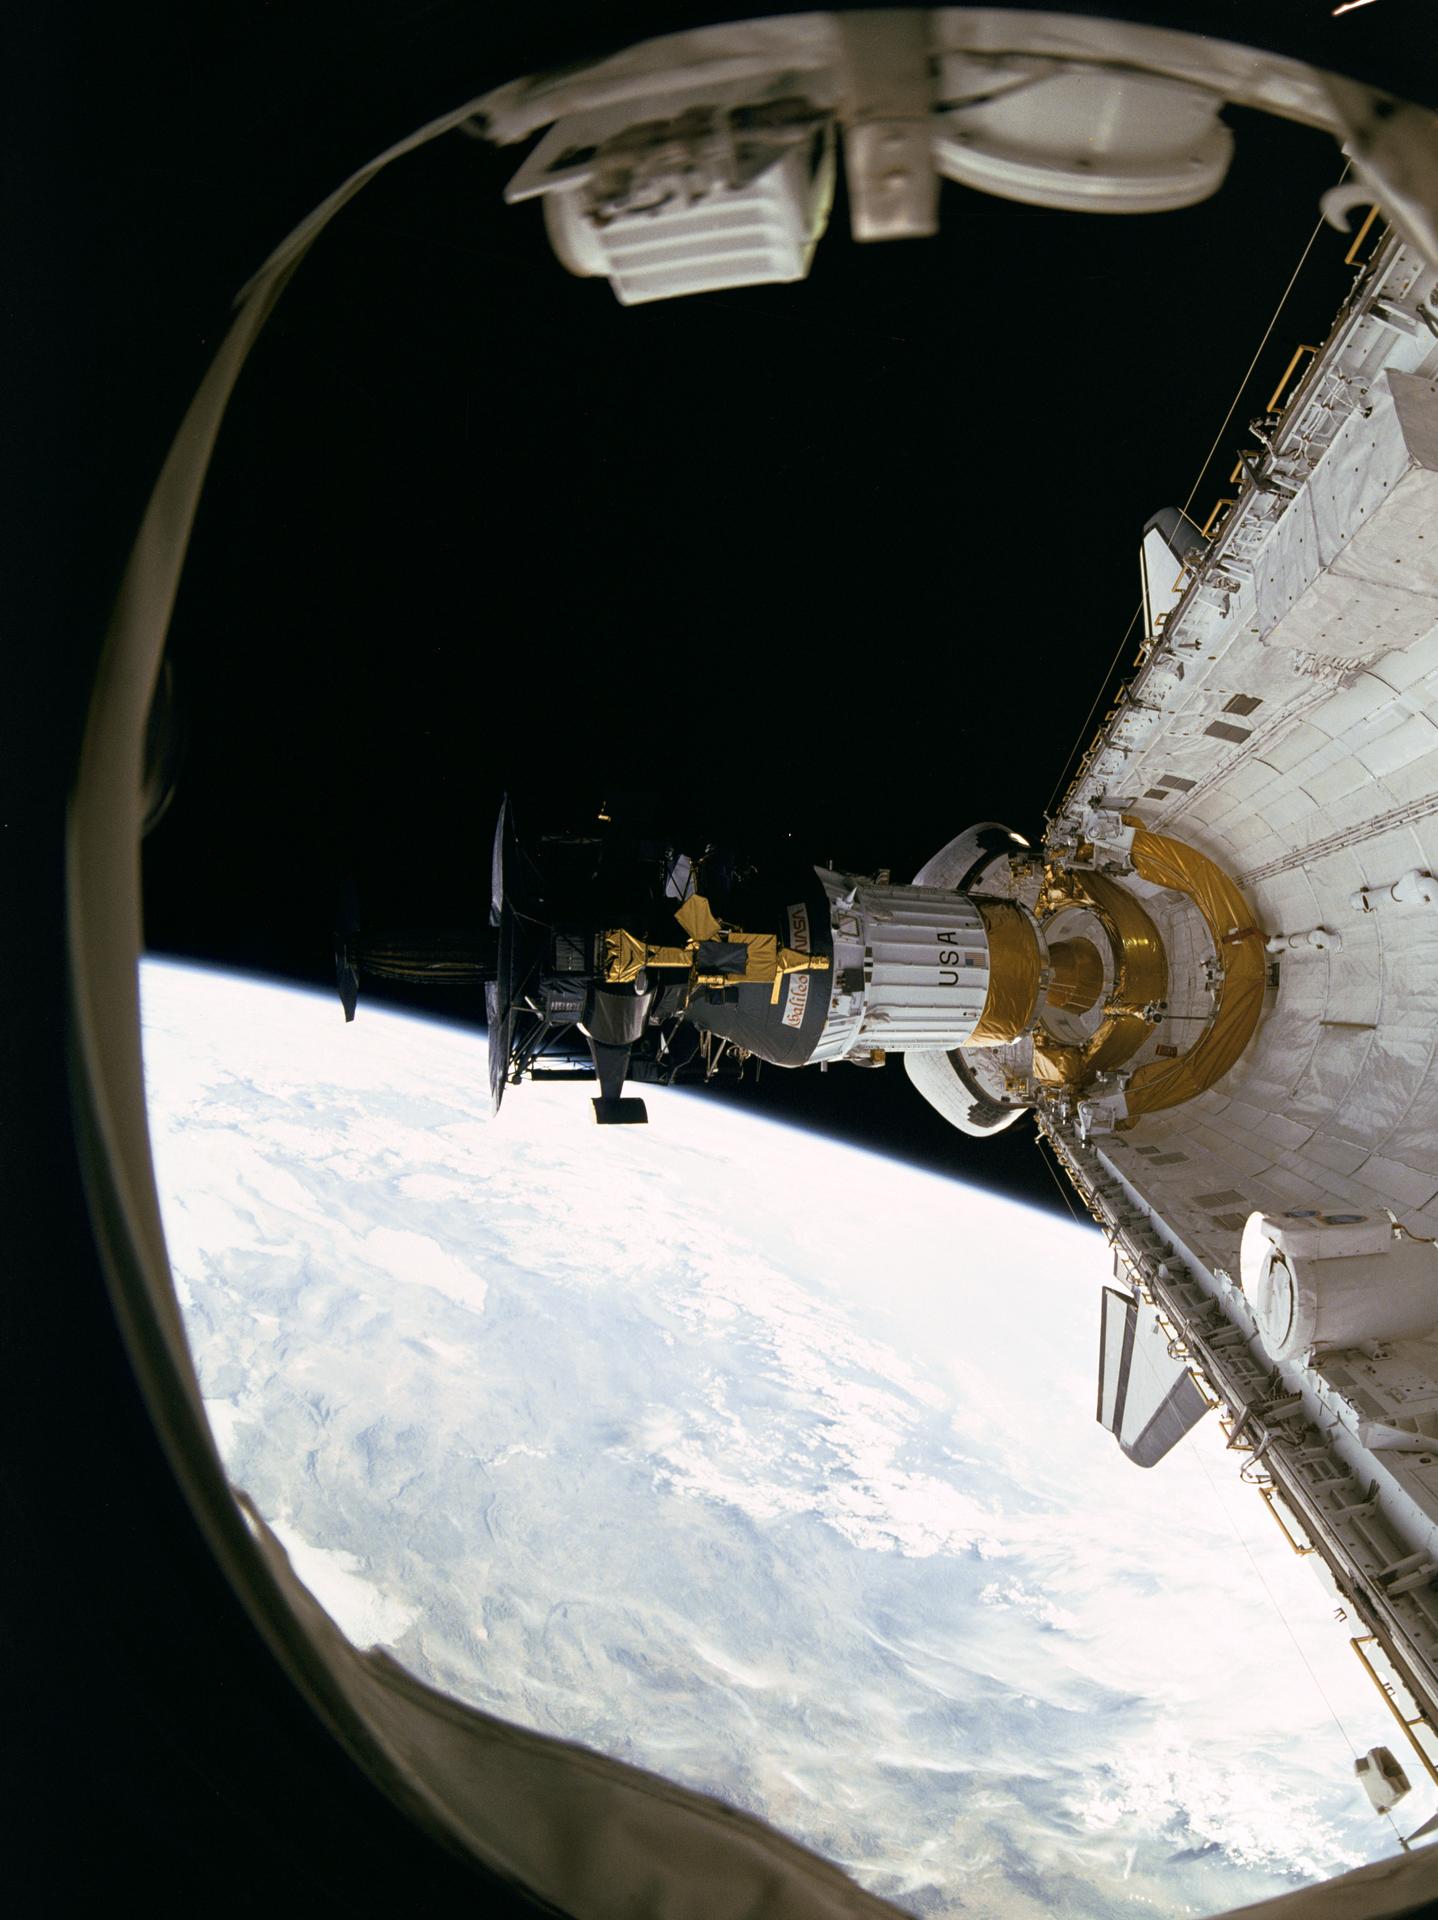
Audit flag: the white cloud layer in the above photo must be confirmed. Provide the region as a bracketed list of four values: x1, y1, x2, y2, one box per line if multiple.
[140, 960, 1420, 1919]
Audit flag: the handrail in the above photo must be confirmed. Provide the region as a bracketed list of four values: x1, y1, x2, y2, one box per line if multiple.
[1351, 1636, 1438, 1793]
[1344, 205, 1383, 268]
[1199, 497, 1235, 540]
[1265, 342, 1317, 415]
[1259, 1484, 1316, 1557]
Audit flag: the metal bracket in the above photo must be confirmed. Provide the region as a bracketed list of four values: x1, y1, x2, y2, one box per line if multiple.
[838, 10, 938, 241]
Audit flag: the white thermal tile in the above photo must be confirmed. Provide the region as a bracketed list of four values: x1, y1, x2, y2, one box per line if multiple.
[1352, 1154, 1438, 1211]
[1267, 573, 1435, 660]
[1309, 673, 1401, 740]
[1255, 721, 1331, 776]
[1238, 1023, 1323, 1108]
[1354, 711, 1438, 778]
[1190, 1121, 1236, 1152]
[1256, 790, 1311, 832]
[1255, 872, 1322, 928]
[1240, 834, 1290, 872]
[1212, 1137, 1277, 1179]
[1338, 1034, 1437, 1148]
[1261, 1163, 1329, 1205]
[1251, 1109, 1316, 1149]
[1374, 745, 1438, 805]
[1299, 754, 1374, 806]
[1245, 1178, 1299, 1220]
[1387, 1104, 1438, 1172]
[1411, 814, 1438, 871]
[1372, 625, 1438, 693]
[1290, 1128, 1366, 1175]
[1302, 1131, 1375, 1177]
[1224, 813, 1280, 852]
[1185, 789, 1241, 828]
[1317, 956, 1383, 1027]
[1287, 1035, 1377, 1123]
[1217, 759, 1277, 803]
[1351, 825, 1431, 888]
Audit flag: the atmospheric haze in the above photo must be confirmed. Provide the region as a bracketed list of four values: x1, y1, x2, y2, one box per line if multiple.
[140, 959, 1412, 1919]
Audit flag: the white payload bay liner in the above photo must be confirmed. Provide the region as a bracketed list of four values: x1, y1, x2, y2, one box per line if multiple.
[1040, 142, 1438, 1902]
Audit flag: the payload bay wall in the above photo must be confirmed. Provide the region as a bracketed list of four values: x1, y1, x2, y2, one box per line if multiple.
[1048, 232, 1438, 1735]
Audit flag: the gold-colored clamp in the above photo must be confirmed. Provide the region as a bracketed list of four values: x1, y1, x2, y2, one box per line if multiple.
[603, 893, 829, 1005]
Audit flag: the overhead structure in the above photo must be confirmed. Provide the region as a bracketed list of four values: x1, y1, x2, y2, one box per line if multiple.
[478, 8, 1438, 306]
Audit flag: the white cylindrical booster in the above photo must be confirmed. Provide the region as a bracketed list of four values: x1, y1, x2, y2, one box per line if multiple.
[1240, 1211, 1438, 1363]
[810, 873, 1042, 1063]
[860, 884, 992, 1046]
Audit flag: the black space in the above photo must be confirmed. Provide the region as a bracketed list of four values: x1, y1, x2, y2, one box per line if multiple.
[136, 38, 1364, 1215]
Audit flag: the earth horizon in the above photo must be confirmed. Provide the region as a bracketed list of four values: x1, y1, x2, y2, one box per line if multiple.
[140, 957, 1406, 1919]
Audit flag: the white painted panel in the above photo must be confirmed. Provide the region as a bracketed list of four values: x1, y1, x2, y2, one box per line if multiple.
[1300, 754, 1375, 804]
[1354, 1154, 1438, 1211]
[1355, 711, 1438, 776]
[1374, 623, 1438, 691]
[1255, 719, 1331, 775]
[1388, 744, 1438, 803]
[1098, 1289, 1130, 1433]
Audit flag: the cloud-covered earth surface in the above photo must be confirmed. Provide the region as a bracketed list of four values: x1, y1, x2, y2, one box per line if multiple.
[140, 960, 1410, 1918]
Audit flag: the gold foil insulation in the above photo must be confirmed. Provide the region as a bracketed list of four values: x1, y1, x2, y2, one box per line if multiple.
[604, 896, 829, 1004]
[1046, 938, 1104, 1015]
[1120, 826, 1266, 1119]
[1027, 826, 1263, 1113]
[969, 899, 1043, 1045]
[674, 894, 722, 942]
[1080, 871, 1168, 1008]
[1031, 870, 1167, 1087]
